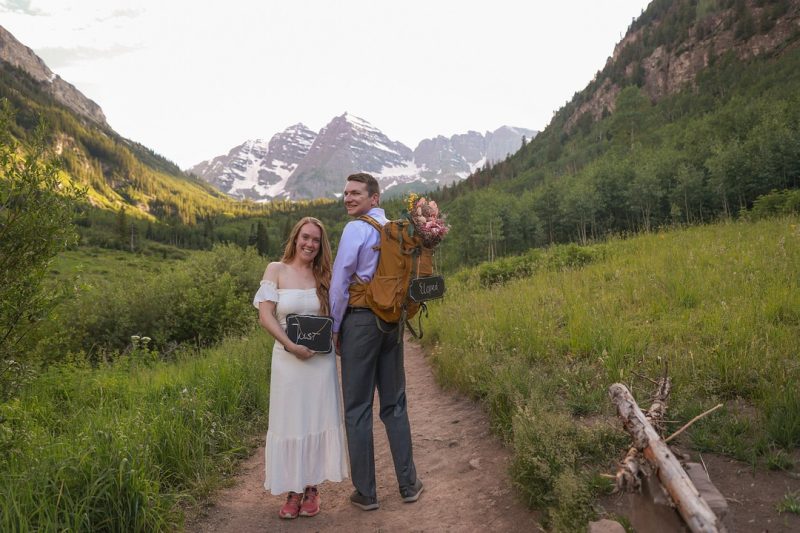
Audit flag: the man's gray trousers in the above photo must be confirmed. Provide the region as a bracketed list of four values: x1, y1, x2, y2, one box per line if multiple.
[340, 308, 417, 499]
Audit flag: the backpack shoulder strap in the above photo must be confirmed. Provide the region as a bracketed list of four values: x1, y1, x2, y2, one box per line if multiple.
[357, 215, 384, 252]
[357, 215, 383, 232]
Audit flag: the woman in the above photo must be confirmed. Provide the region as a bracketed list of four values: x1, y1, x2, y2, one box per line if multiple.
[253, 217, 348, 519]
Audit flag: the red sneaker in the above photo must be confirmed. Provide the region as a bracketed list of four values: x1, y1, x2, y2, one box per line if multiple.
[299, 486, 320, 517]
[279, 491, 302, 519]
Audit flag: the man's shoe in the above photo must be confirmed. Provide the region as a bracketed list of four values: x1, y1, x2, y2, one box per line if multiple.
[400, 478, 424, 503]
[278, 491, 302, 519]
[299, 486, 320, 517]
[349, 490, 379, 511]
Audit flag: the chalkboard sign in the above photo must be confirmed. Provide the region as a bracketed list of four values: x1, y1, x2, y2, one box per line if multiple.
[285, 314, 333, 353]
[408, 275, 445, 303]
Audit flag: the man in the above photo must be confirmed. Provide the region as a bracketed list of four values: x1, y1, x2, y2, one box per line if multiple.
[330, 172, 423, 511]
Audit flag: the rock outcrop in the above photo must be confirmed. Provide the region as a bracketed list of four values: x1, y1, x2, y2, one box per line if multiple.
[565, 0, 800, 131]
[0, 24, 108, 128]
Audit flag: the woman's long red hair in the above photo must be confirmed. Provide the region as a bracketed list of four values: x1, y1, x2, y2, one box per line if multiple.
[281, 217, 332, 315]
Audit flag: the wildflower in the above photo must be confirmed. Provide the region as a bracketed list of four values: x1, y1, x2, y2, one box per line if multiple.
[406, 192, 419, 213]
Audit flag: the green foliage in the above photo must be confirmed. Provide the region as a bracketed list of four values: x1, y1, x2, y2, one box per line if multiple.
[255, 221, 269, 256]
[0, 103, 83, 399]
[748, 189, 800, 219]
[0, 333, 272, 531]
[465, 242, 602, 287]
[777, 490, 800, 515]
[65, 196, 344, 261]
[511, 399, 623, 529]
[422, 217, 800, 522]
[32, 244, 265, 363]
[116, 207, 130, 249]
[766, 448, 794, 471]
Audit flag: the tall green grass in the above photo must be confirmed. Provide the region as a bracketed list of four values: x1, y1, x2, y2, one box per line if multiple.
[0, 331, 273, 532]
[422, 216, 800, 527]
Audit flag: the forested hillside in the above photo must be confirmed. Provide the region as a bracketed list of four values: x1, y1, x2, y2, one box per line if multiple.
[0, 63, 247, 220]
[434, 0, 800, 270]
[0, 61, 353, 256]
[0, 59, 338, 256]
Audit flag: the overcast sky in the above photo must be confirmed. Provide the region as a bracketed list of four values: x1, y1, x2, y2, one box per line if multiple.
[1, 0, 650, 169]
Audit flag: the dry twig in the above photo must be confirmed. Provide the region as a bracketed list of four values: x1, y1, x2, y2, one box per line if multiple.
[664, 403, 724, 444]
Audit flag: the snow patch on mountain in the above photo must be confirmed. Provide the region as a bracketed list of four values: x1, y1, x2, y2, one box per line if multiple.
[187, 123, 317, 201]
[263, 160, 294, 199]
[470, 156, 487, 173]
[376, 160, 424, 178]
[188, 114, 537, 201]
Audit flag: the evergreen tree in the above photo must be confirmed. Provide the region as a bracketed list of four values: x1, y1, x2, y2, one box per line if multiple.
[248, 222, 257, 246]
[129, 222, 138, 252]
[203, 216, 214, 240]
[256, 221, 270, 257]
[116, 207, 128, 248]
[282, 217, 292, 243]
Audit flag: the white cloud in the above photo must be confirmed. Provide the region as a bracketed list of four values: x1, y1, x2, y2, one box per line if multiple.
[35, 44, 138, 68]
[0, 0, 45, 16]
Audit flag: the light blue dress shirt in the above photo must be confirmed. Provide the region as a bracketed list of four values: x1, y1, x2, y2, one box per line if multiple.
[330, 207, 388, 332]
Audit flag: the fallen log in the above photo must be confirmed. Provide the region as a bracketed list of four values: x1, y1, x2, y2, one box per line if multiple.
[609, 383, 720, 533]
[645, 372, 671, 434]
[614, 446, 643, 493]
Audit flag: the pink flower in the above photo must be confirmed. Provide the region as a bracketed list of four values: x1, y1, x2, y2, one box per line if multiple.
[405, 194, 450, 247]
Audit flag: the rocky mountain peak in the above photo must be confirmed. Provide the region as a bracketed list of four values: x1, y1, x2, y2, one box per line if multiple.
[0, 24, 108, 127]
[341, 111, 374, 131]
[189, 115, 537, 201]
[187, 123, 318, 201]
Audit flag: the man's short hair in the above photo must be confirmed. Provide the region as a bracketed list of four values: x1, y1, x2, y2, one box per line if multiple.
[347, 173, 380, 198]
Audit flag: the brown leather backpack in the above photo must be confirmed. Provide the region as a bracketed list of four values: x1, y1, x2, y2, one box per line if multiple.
[357, 215, 433, 328]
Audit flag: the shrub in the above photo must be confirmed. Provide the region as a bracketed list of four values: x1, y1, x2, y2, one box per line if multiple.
[748, 189, 800, 219]
[33, 244, 266, 362]
[0, 103, 84, 398]
[476, 243, 603, 286]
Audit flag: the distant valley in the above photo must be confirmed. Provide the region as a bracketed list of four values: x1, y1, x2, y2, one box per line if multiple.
[0, 23, 535, 208]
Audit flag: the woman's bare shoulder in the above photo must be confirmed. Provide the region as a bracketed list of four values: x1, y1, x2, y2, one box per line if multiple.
[262, 261, 285, 282]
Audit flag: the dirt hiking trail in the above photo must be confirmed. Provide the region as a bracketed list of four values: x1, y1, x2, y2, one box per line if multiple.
[187, 339, 800, 532]
[187, 339, 543, 532]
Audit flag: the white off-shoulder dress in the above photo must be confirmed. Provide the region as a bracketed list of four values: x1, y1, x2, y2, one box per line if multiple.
[253, 280, 349, 494]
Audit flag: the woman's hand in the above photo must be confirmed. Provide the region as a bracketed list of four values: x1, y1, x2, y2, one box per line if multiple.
[287, 342, 315, 360]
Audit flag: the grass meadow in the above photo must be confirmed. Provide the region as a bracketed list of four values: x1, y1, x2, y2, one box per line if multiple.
[50, 247, 188, 285]
[2, 216, 798, 530]
[0, 331, 273, 532]
[421, 216, 800, 529]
